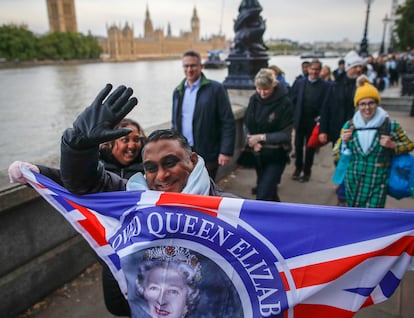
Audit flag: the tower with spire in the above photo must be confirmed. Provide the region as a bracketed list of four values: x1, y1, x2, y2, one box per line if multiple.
[144, 5, 154, 38]
[102, 5, 226, 61]
[191, 6, 200, 42]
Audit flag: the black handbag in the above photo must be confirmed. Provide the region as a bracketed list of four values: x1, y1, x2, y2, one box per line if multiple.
[236, 145, 258, 168]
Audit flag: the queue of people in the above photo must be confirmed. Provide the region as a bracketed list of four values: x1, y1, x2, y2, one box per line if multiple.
[7, 49, 414, 317]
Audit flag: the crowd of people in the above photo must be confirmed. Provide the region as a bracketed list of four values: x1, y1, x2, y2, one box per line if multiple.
[7, 48, 414, 317]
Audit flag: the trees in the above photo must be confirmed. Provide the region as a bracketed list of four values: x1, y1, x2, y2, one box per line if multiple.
[0, 24, 102, 62]
[0, 24, 37, 61]
[395, 0, 414, 51]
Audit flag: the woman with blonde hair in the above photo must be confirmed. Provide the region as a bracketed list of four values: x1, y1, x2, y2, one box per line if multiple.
[244, 68, 294, 201]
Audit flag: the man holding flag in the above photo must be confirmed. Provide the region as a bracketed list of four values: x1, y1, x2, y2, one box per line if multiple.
[9, 84, 414, 318]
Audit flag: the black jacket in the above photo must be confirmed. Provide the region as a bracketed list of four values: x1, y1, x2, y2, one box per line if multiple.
[244, 84, 293, 165]
[319, 75, 357, 143]
[290, 77, 331, 130]
[172, 73, 235, 162]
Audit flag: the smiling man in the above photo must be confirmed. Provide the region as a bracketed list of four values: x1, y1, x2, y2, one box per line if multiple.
[172, 50, 236, 181]
[56, 83, 229, 198]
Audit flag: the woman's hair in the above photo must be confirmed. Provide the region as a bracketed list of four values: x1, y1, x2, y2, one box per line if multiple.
[100, 118, 146, 151]
[255, 68, 277, 88]
[135, 246, 202, 314]
[268, 64, 284, 76]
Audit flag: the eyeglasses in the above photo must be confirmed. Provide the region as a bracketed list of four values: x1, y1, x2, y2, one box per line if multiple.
[358, 101, 377, 108]
[183, 64, 199, 69]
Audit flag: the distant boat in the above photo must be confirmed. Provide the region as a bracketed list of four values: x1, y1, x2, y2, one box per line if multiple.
[300, 51, 325, 59]
[204, 50, 228, 69]
[300, 51, 341, 59]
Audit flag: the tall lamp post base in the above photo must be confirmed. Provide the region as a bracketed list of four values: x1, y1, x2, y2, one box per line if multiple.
[223, 53, 269, 89]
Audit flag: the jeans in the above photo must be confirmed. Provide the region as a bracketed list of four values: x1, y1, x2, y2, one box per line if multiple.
[256, 162, 286, 201]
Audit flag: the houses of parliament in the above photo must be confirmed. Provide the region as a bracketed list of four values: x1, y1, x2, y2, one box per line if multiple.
[46, 0, 227, 61]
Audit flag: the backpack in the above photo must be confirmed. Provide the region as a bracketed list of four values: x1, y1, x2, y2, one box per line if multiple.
[347, 117, 414, 199]
[388, 153, 414, 199]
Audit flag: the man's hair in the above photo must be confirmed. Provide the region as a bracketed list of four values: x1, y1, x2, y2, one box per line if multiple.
[182, 50, 202, 63]
[310, 59, 322, 69]
[143, 129, 192, 156]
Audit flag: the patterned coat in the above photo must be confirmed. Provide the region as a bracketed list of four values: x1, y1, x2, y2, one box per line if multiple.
[333, 119, 414, 208]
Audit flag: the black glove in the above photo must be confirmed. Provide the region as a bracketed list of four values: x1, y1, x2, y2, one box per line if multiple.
[63, 84, 138, 149]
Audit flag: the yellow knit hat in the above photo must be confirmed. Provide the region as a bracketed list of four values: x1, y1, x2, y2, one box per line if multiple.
[354, 75, 381, 107]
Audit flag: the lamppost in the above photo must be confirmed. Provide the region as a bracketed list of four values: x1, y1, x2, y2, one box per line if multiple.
[359, 0, 374, 57]
[380, 14, 391, 55]
[223, 0, 269, 89]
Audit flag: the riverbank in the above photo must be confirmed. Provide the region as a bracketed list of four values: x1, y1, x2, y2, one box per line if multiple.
[0, 55, 184, 69]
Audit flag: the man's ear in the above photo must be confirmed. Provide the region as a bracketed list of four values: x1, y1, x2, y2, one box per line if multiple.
[190, 152, 198, 166]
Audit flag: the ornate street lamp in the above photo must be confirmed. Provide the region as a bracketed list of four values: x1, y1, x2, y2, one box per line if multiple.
[380, 14, 391, 55]
[359, 0, 374, 57]
[223, 0, 269, 90]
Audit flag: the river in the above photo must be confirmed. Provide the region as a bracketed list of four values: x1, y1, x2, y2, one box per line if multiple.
[0, 55, 340, 170]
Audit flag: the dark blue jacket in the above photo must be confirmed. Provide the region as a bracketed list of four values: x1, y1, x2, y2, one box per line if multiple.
[290, 77, 331, 130]
[319, 75, 357, 143]
[172, 73, 235, 162]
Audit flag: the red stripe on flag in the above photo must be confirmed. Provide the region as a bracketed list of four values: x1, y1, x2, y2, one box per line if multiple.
[65, 199, 107, 246]
[280, 271, 291, 291]
[293, 303, 354, 318]
[361, 295, 374, 308]
[34, 182, 46, 189]
[156, 192, 221, 217]
[291, 236, 414, 288]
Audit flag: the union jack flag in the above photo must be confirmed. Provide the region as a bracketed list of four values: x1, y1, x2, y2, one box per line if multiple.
[22, 166, 414, 318]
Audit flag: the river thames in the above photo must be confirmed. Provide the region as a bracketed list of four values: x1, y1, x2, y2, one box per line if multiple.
[0, 55, 339, 170]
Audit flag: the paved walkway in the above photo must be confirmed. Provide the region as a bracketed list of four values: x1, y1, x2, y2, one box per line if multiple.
[16, 108, 414, 318]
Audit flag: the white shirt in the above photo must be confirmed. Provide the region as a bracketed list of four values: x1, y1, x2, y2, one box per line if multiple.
[181, 77, 201, 147]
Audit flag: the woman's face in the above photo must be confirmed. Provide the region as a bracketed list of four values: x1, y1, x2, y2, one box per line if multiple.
[357, 98, 377, 122]
[256, 85, 274, 99]
[111, 124, 143, 165]
[143, 266, 188, 318]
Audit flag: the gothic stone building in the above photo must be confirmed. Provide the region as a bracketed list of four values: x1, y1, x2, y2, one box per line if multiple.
[99, 6, 227, 61]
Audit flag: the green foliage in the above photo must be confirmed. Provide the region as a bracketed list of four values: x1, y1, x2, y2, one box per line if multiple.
[0, 24, 102, 61]
[0, 24, 37, 60]
[395, 0, 414, 51]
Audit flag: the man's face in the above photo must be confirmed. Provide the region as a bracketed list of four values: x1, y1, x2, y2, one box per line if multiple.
[347, 65, 362, 79]
[182, 55, 203, 85]
[302, 63, 309, 75]
[143, 139, 197, 192]
[308, 63, 321, 81]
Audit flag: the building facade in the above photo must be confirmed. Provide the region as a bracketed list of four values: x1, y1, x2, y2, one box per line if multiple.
[99, 6, 227, 61]
[46, 0, 77, 33]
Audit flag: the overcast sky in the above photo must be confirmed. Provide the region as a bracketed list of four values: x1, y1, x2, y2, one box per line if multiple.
[0, 0, 400, 43]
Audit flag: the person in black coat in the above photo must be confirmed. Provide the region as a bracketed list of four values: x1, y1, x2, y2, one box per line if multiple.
[289, 59, 330, 182]
[172, 50, 235, 181]
[8, 84, 237, 317]
[244, 68, 293, 202]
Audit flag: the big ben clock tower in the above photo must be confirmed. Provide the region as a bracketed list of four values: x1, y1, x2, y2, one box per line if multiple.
[191, 6, 200, 42]
[46, 0, 77, 33]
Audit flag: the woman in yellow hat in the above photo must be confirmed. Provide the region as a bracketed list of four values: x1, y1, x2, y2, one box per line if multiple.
[333, 75, 414, 208]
